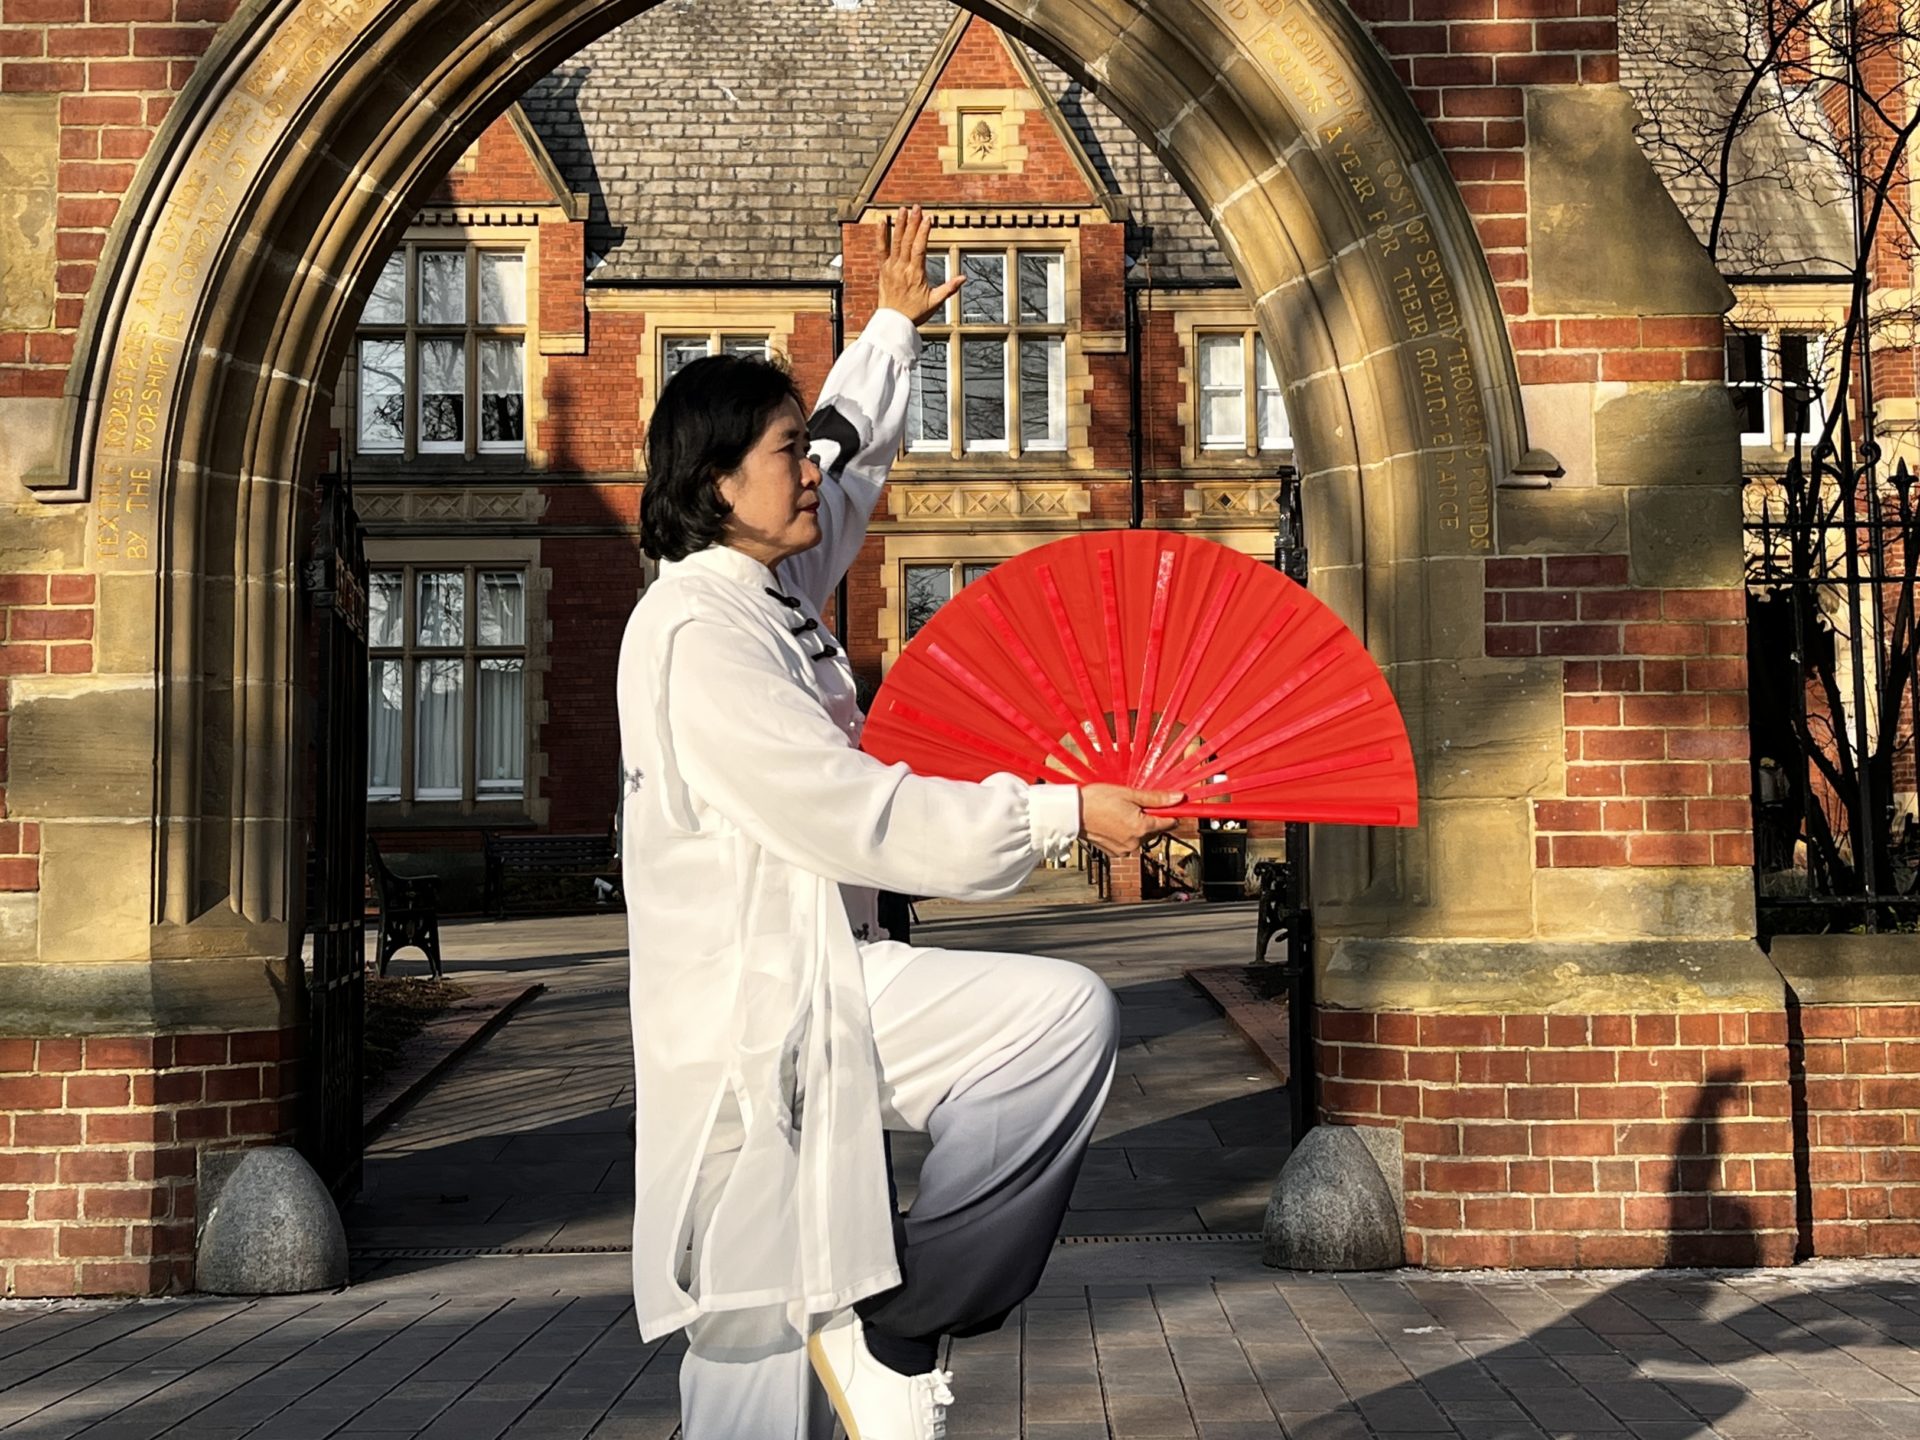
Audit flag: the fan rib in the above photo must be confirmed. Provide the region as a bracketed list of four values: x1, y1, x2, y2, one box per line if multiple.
[1157, 635, 1346, 792]
[1097, 550, 1133, 763]
[1134, 569, 1242, 784]
[1129, 548, 1178, 786]
[1186, 741, 1401, 798]
[1152, 604, 1304, 783]
[923, 641, 1095, 783]
[1037, 565, 1117, 764]
[976, 591, 1082, 741]
[1192, 686, 1378, 781]
[882, 698, 1050, 781]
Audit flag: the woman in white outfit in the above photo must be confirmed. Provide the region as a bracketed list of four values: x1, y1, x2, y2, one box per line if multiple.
[616, 207, 1179, 1440]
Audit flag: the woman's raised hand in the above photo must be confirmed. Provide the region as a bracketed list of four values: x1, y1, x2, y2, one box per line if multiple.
[1080, 785, 1184, 859]
[876, 205, 964, 326]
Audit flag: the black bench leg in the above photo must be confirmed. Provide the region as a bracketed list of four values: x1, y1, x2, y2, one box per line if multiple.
[423, 925, 443, 981]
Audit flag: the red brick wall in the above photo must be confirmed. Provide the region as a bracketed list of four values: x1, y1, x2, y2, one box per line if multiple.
[542, 535, 644, 832]
[0, 573, 97, 894]
[0, 1, 237, 399]
[871, 18, 1097, 209]
[1797, 1001, 1920, 1258]
[1318, 1008, 1799, 1268]
[0, 1028, 297, 1298]
[1486, 555, 1753, 869]
[426, 115, 552, 206]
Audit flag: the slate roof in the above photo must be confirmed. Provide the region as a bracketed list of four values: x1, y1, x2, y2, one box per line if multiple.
[1617, 0, 1854, 278]
[518, 0, 1232, 285]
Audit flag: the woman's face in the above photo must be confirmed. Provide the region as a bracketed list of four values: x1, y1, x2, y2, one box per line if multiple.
[715, 398, 823, 568]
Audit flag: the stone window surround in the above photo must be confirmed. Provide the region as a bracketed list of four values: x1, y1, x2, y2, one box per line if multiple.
[332, 216, 552, 473]
[1156, 292, 1299, 469]
[590, 287, 835, 474]
[891, 219, 1095, 471]
[362, 535, 550, 829]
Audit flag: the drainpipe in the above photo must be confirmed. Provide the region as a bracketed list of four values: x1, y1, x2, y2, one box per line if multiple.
[829, 282, 849, 640]
[1127, 279, 1144, 529]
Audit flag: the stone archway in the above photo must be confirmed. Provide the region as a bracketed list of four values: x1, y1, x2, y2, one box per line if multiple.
[24, 0, 1528, 1020]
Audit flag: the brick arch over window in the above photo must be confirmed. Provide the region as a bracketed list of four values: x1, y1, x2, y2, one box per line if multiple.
[40, 0, 1528, 947]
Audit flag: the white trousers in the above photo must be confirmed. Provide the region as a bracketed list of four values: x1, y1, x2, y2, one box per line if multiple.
[677, 946, 1119, 1440]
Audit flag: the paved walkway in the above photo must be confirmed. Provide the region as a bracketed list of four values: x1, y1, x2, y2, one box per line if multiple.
[5, 903, 1920, 1438]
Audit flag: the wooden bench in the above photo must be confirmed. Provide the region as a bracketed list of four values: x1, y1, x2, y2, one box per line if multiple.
[483, 828, 618, 917]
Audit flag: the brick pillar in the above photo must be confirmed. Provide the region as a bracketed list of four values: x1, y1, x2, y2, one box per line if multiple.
[0, 1030, 300, 1298]
[1109, 853, 1144, 904]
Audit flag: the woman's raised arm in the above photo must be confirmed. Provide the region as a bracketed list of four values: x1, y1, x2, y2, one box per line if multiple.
[780, 208, 964, 613]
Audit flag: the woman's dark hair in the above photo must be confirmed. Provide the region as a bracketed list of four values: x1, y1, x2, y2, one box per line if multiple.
[641, 353, 805, 562]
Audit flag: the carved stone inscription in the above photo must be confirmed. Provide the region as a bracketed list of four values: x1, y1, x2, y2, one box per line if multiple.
[1207, 0, 1493, 551]
[89, 0, 376, 568]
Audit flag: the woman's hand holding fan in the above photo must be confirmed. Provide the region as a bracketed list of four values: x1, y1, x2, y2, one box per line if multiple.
[862, 532, 1418, 828]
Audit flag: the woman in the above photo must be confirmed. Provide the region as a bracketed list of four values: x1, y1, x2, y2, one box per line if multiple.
[617, 206, 1179, 1440]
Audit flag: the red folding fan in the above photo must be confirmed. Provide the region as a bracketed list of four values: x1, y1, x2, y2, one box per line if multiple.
[861, 532, 1417, 826]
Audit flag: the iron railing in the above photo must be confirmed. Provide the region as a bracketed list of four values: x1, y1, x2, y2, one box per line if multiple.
[1746, 440, 1920, 931]
[299, 474, 370, 1198]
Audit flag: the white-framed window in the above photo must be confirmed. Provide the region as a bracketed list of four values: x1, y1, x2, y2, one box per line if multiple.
[660, 333, 773, 391]
[1197, 329, 1291, 453]
[904, 560, 997, 639]
[367, 565, 529, 804]
[1727, 328, 1828, 449]
[909, 247, 1068, 458]
[355, 243, 527, 458]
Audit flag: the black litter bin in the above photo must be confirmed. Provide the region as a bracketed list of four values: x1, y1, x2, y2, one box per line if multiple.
[1199, 827, 1248, 902]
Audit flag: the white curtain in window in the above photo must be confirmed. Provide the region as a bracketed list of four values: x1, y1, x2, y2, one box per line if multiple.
[414, 658, 463, 797]
[478, 659, 525, 796]
[478, 252, 525, 325]
[416, 570, 465, 647]
[477, 571, 526, 645]
[1199, 335, 1246, 448]
[368, 658, 403, 797]
[1256, 340, 1291, 449]
[367, 571, 404, 648]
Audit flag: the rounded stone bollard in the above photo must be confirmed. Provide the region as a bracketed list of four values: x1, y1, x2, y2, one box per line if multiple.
[1262, 1124, 1405, 1271]
[196, 1146, 349, 1295]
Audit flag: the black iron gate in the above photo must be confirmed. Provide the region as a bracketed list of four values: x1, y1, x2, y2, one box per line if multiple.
[1262, 474, 1317, 1146]
[1746, 439, 1920, 933]
[300, 474, 370, 1198]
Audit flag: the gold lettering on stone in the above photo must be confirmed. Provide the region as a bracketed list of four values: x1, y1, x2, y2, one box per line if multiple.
[1201, 0, 1494, 552]
[89, 0, 378, 567]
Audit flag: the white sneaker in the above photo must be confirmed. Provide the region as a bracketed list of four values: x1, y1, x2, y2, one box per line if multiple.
[807, 1312, 954, 1440]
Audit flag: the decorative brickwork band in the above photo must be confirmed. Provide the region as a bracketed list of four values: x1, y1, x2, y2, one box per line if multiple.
[0, 1029, 299, 1299]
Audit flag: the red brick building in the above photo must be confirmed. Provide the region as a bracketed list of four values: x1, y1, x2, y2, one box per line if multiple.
[346, 4, 1299, 905]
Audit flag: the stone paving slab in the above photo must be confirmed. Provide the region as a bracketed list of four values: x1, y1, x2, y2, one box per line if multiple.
[7, 905, 1920, 1436]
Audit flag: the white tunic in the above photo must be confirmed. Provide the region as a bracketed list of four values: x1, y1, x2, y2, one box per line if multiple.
[616, 310, 1081, 1342]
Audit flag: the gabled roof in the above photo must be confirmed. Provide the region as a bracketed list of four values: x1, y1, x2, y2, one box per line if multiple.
[423, 103, 584, 219]
[516, 0, 1229, 285]
[841, 12, 1120, 220]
